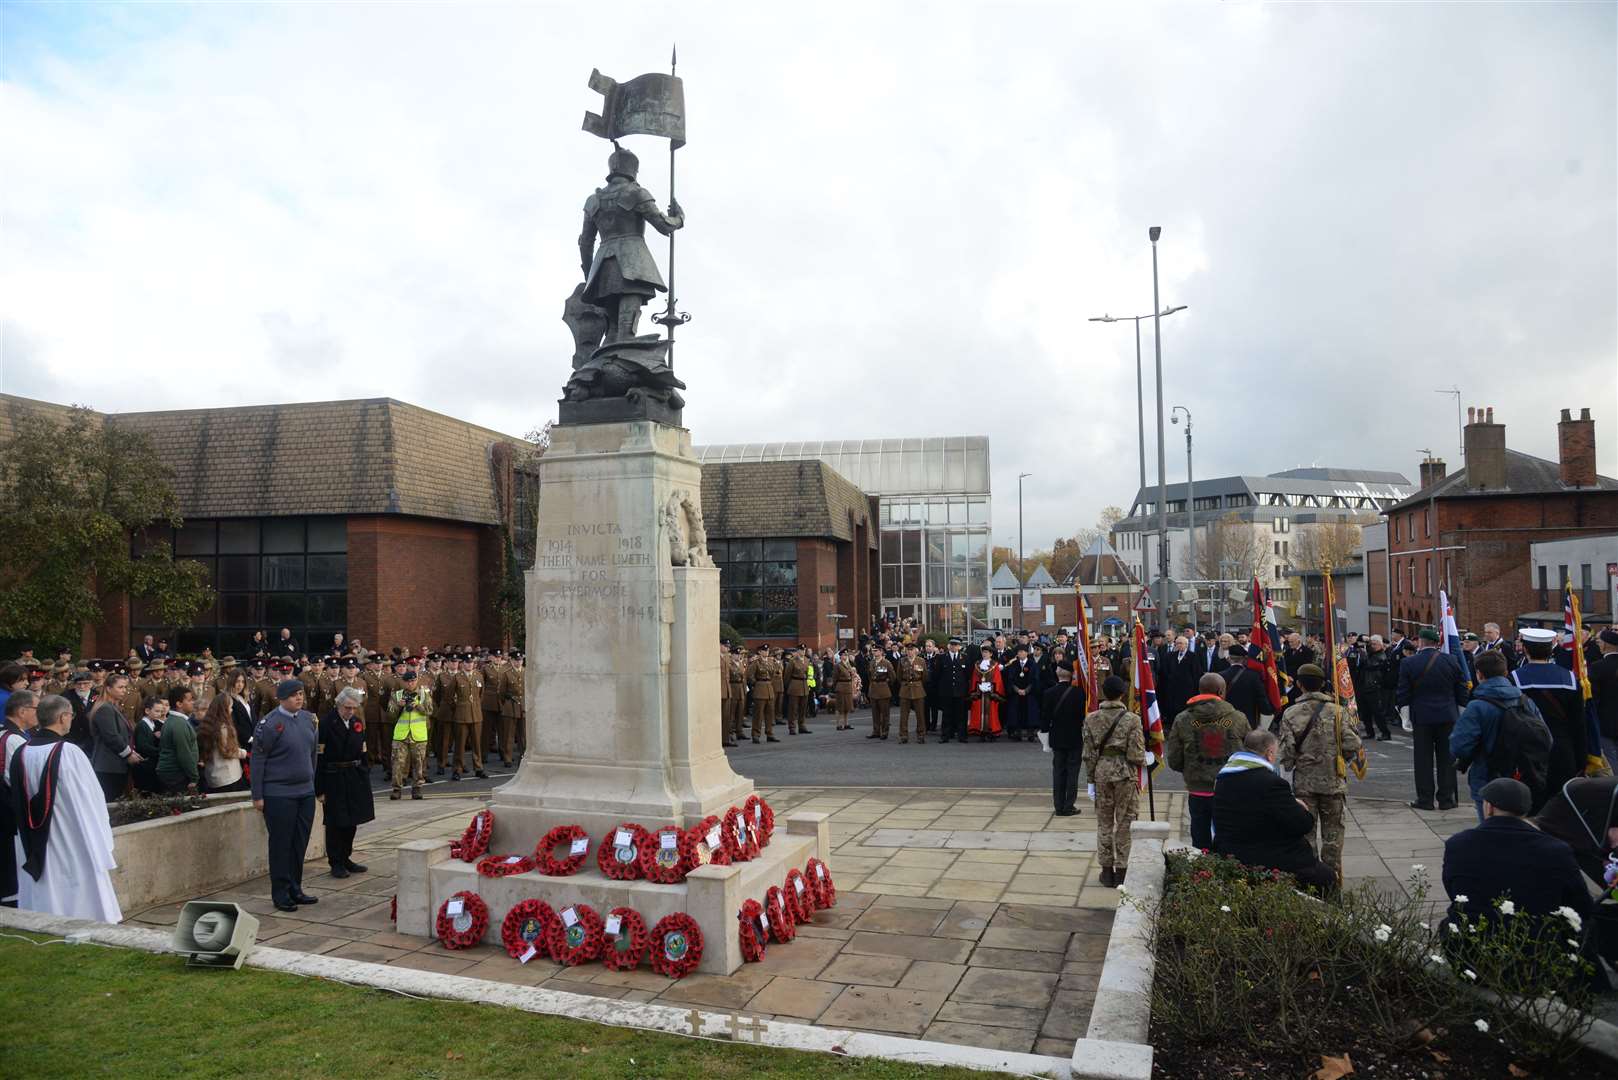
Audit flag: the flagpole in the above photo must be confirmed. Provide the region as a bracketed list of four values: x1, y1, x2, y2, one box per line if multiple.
[652, 44, 689, 366]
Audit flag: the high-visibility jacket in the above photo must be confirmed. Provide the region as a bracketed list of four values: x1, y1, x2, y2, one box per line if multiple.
[388, 688, 432, 742]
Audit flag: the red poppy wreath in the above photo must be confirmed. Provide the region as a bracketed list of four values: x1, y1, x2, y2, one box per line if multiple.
[763, 885, 795, 943]
[597, 822, 648, 880]
[499, 898, 557, 961]
[743, 794, 775, 847]
[722, 806, 760, 862]
[451, 809, 494, 862]
[477, 852, 537, 878]
[805, 857, 837, 908]
[783, 867, 815, 922]
[649, 912, 704, 979]
[435, 890, 489, 950]
[637, 825, 690, 884]
[533, 824, 590, 876]
[685, 815, 731, 869]
[601, 906, 650, 971]
[738, 899, 769, 963]
[546, 902, 605, 966]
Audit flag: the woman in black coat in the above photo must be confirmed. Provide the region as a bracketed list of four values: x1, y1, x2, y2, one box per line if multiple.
[316, 686, 376, 878]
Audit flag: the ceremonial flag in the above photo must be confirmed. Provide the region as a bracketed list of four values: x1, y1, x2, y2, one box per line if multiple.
[1564, 579, 1605, 773]
[1247, 576, 1286, 714]
[1324, 570, 1367, 781]
[1438, 589, 1474, 689]
[1131, 618, 1164, 791]
[582, 68, 687, 147]
[1073, 587, 1099, 705]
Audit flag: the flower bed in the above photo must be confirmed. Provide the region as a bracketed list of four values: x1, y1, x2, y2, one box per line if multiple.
[1146, 851, 1611, 1079]
[107, 792, 217, 828]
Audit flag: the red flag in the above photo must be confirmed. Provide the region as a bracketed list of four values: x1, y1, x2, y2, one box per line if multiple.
[1248, 576, 1286, 714]
[1073, 587, 1099, 705]
[1132, 618, 1164, 791]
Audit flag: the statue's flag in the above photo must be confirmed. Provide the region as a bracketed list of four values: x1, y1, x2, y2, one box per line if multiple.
[583, 69, 686, 147]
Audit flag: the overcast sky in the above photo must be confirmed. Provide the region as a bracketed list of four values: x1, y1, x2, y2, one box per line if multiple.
[2, 2, 1614, 549]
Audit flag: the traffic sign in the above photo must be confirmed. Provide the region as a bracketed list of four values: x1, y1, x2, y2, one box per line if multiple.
[1133, 588, 1157, 612]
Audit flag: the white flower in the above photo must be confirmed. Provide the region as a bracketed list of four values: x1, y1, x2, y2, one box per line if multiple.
[1116, 885, 1128, 896]
[1454, 894, 1469, 904]
[1220, 905, 1231, 913]
[1463, 969, 1477, 981]
[1475, 1019, 1490, 1033]
[1411, 864, 1426, 872]
[1499, 899, 1516, 916]
[1428, 954, 1446, 965]
[1554, 906, 1584, 932]
[1373, 924, 1391, 943]
[1446, 922, 1460, 934]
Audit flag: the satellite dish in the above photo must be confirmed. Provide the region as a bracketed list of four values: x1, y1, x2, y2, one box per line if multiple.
[172, 900, 259, 970]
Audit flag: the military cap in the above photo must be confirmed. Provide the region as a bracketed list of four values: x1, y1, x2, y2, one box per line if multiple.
[69, 669, 93, 684]
[1520, 627, 1557, 644]
[427, 652, 443, 662]
[511, 651, 523, 661]
[1600, 629, 1618, 647]
[87, 659, 104, 672]
[1296, 663, 1326, 680]
[53, 660, 70, 674]
[219, 656, 237, 669]
[1462, 631, 1479, 642]
[249, 654, 267, 666]
[1418, 627, 1441, 642]
[127, 658, 145, 672]
[402, 668, 419, 680]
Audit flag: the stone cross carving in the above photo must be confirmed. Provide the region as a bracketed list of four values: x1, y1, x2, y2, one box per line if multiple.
[731, 1013, 768, 1043]
[664, 490, 712, 568]
[684, 1007, 707, 1037]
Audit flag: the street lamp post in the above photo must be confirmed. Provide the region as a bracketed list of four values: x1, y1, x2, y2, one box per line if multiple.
[1172, 405, 1194, 629]
[1087, 302, 1186, 614]
[1149, 226, 1170, 621]
[1017, 472, 1032, 589]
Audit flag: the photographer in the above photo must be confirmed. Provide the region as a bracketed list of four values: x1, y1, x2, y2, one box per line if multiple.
[386, 669, 433, 800]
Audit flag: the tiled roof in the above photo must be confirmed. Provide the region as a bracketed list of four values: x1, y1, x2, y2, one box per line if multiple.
[700, 460, 875, 545]
[1386, 448, 1618, 512]
[1, 394, 526, 525]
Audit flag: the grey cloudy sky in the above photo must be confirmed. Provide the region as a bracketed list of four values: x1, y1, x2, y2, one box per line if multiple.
[2, 2, 1613, 548]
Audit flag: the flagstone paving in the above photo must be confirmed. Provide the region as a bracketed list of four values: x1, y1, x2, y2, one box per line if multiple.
[122, 783, 1469, 1051]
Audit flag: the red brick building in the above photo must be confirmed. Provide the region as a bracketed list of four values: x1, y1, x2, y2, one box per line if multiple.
[1384, 405, 1618, 633]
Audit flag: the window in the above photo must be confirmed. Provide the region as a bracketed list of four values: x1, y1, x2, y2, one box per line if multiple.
[129, 517, 347, 655]
[1392, 517, 1400, 543]
[1194, 496, 1220, 512]
[1583, 563, 1594, 608]
[1424, 558, 1432, 596]
[1274, 541, 1281, 556]
[715, 538, 799, 635]
[1274, 565, 1283, 581]
[1395, 560, 1402, 595]
[1168, 500, 1185, 514]
[1538, 565, 1549, 609]
[1423, 508, 1430, 538]
[1227, 493, 1252, 508]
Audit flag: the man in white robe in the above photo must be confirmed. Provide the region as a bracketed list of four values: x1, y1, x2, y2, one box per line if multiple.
[10, 694, 122, 923]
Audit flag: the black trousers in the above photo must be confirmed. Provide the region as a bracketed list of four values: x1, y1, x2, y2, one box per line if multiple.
[95, 771, 126, 802]
[1, 825, 16, 906]
[926, 698, 940, 732]
[327, 823, 357, 870]
[940, 699, 967, 742]
[264, 794, 315, 904]
[1051, 747, 1081, 811]
[1413, 722, 1457, 806]
[1006, 695, 1031, 734]
[1188, 793, 1215, 850]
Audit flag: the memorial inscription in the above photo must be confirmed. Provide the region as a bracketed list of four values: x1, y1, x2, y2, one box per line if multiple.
[533, 519, 658, 623]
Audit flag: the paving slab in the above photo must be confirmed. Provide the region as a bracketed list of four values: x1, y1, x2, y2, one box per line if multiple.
[1026, 833, 1097, 852]
[1040, 988, 1097, 1040]
[654, 967, 776, 1009]
[898, 960, 968, 994]
[818, 953, 913, 987]
[926, 880, 1008, 902]
[991, 904, 1114, 934]
[329, 940, 411, 964]
[864, 829, 950, 848]
[1065, 933, 1110, 962]
[817, 985, 950, 1036]
[869, 894, 956, 911]
[842, 931, 974, 964]
[942, 831, 1030, 850]
[934, 900, 998, 942]
[968, 946, 1064, 972]
[850, 905, 948, 935]
[921, 1021, 1037, 1053]
[750, 935, 843, 978]
[885, 849, 961, 868]
[949, 965, 1059, 1006]
[745, 976, 844, 1020]
[861, 864, 945, 887]
[978, 927, 1071, 953]
[935, 999, 1045, 1030]
[940, 861, 1017, 883]
[388, 951, 481, 976]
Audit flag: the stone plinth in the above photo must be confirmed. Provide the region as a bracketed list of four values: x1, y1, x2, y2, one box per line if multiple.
[491, 420, 750, 846]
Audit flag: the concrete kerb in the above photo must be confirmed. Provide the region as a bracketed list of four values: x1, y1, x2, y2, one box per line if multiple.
[1071, 820, 1169, 1080]
[0, 906, 1073, 1078]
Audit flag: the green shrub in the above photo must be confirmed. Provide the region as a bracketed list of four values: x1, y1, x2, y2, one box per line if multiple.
[1147, 852, 1596, 1067]
[719, 622, 745, 648]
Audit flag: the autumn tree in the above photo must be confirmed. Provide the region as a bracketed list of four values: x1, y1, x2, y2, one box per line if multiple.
[1195, 511, 1269, 583]
[1290, 516, 1373, 573]
[0, 405, 213, 649]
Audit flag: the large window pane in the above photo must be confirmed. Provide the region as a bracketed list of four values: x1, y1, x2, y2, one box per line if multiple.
[968, 498, 989, 524]
[948, 498, 967, 525]
[950, 568, 970, 597]
[219, 556, 256, 591]
[730, 612, 762, 635]
[902, 565, 921, 598]
[763, 587, 797, 611]
[901, 529, 921, 564]
[175, 522, 216, 555]
[218, 520, 259, 554]
[926, 530, 947, 565]
[880, 531, 900, 563]
[307, 593, 347, 625]
[728, 561, 761, 586]
[307, 554, 347, 590]
[707, 540, 729, 563]
[949, 530, 972, 564]
[763, 612, 798, 635]
[175, 628, 215, 655]
[882, 566, 899, 596]
[762, 561, 797, 586]
[307, 517, 347, 552]
[263, 593, 306, 625]
[220, 593, 255, 625]
[730, 539, 762, 561]
[723, 589, 761, 611]
[262, 518, 305, 553]
[762, 540, 796, 561]
[927, 566, 949, 597]
[927, 500, 947, 525]
[262, 554, 305, 590]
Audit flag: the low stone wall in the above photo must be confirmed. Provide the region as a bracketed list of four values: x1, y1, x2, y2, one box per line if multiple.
[109, 796, 327, 913]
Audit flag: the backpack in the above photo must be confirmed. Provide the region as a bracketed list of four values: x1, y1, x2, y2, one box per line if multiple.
[1483, 697, 1553, 798]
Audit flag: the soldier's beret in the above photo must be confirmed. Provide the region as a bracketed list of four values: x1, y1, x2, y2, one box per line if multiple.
[1418, 627, 1441, 642]
[1600, 629, 1618, 646]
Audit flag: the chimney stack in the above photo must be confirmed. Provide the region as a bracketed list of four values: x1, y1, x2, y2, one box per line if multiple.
[1557, 406, 1597, 488]
[1419, 457, 1447, 489]
[1463, 405, 1507, 490]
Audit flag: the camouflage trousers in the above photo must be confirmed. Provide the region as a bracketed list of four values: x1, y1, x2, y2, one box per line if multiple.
[1297, 792, 1346, 881]
[1095, 779, 1140, 869]
[390, 739, 428, 792]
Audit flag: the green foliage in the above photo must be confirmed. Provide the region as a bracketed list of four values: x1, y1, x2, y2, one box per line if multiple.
[493, 528, 526, 647]
[0, 405, 213, 646]
[1149, 852, 1596, 1068]
[719, 621, 744, 648]
[0, 934, 983, 1079]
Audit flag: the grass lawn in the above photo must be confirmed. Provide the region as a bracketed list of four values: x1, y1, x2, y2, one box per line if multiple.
[0, 934, 1000, 1079]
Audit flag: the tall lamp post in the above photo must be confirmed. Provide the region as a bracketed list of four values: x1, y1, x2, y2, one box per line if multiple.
[1171, 404, 1194, 618]
[1149, 226, 1171, 620]
[1017, 472, 1032, 587]
[1087, 303, 1186, 606]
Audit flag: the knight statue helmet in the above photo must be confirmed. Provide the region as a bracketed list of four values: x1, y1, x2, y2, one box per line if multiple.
[606, 146, 640, 181]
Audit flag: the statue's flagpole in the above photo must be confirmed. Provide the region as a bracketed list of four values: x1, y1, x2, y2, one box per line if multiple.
[660, 44, 680, 368]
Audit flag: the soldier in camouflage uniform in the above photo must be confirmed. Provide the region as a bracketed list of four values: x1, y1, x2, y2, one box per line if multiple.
[1083, 675, 1146, 887]
[1276, 663, 1361, 885]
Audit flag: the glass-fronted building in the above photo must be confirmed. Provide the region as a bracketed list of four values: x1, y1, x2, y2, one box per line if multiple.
[694, 438, 992, 637]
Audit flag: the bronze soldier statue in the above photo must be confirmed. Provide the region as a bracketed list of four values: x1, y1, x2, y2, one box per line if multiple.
[580, 146, 683, 344]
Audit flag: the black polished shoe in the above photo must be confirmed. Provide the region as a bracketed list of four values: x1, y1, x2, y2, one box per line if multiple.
[475, 769, 488, 779]
[292, 893, 319, 905]
[329, 865, 350, 879]
[1408, 800, 1435, 811]
[866, 734, 880, 739]
[345, 860, 367, 874]
[1436, 801, 1458, 811]
[766, 736, 781, 743]
[275, 900, 299, 913]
